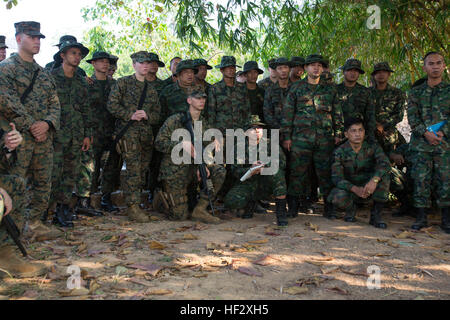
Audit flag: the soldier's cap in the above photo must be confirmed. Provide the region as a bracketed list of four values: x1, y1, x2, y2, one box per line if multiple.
[54, 35, 77, 48]
[322, 57, 330, 69]
[14, 21, 45, 38]
[175, 59, 198, 75]
[371, 62, 394, 75]
[188, 90, 207, 99]
[131, 51, 154, 63]
[215, 56, 241, 69]
[267, 58, 276, 69]
[0, 36, 8, 49]
[270, 57, 294, 69]
[86, 51, 113, 64]
[109, 54, 119, 66]
[290, 56, 306, 67]
[242, 61, 264, 74]
[304, 54, 327, 67]
[236, 71, 245, 77]
[147, 52, 165, 67]
[340, 58, 365, 74]
[245, 115, 266, 130]
[53, 37, 89, 61]
[193, 58, 213, 70]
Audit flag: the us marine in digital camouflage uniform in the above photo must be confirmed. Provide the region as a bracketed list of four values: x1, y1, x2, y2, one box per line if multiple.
[281, 54, 344, 219]
[154, 90, 225, 224]
[193, 58, 213, 94]
[224, 115, 288, 226]
[0, 35, 8, 62]
[407, 52, 449, 233]
[145, 52, 166, 96]
[49, 38, 92, 228]
[0, 21, 60, 238]
[328, 117, 391, 228]
[336, 58, 375, 142]
[107, 51, 161, 223]
[242, 61, 265, 122]
[258, 58, 278, 91]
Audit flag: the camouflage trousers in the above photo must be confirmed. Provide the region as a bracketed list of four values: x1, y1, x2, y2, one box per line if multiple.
[410, 151, 450, 208]
[328, 176, 390, 210]
[10, 132, 53, 220]
[224, 167, 286, 209]
[75, 148, 94, 198]
[162, 165, 226, 220]
[288, 135, 334, 201]
[0, 174, 26, 246]
[50, 134, 84, 205]
[90, 138, 121, 195]
[120, 133, 153, 206]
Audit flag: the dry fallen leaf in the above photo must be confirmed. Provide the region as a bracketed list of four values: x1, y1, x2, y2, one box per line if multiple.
[284, 286, 309, 295]
[58, 287, 90, 297]
[193, 273, 208, 278]
[128, 263, 163, 276]
[248, 238, 269, 244]
[305, 222, 319, 232]
[293, 233, 303, 238]
[305, 260, 328, 266]
[431, 252, 450, 262]
[325, 286, 349, 295]
[77, 242, 88, 254]
[183, 233, 198, 240]
[145, 289, 172, 296]
[149, 241, 166, 250]
[89, 280, 100, 295]
[321, 266, 340, 274]
[237, 267, 263, 277]
[393, 231, 415, 239]
[253, 255, 281, 266]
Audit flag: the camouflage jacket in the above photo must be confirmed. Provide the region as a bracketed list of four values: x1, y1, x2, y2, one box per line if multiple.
[331, 140, 390, 191]
[263, 81, 293, 129]
[147, 77, 165, 96]
[51, 66, 92, 138]
[196, 79, 212, 94]
[208, 79, 251, 133]
[280, 78, 344, 141]
[370, 84, 406, 132]
[162, 75, 176, 88]
[407, 81, 449, 153]
[87, 74, 116, 140]
[107, 75, 161, 137]
[45, 61, 87, 77]
[247, 85, 265, 121]
[258, 77, 276, 91]
[0, 54, 60, 132]
[336, 82, 375, 139]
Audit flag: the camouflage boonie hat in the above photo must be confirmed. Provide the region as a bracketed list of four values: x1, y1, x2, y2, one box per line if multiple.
[53, 37, 89, 61]
[14, 21, 45, 38]
[54, 35, 77, 48]
[271, 57, 293, 69]
[245, 115, 266, 130]
[86, 51, 112, 64]
[148, 52, 165, 67]
[109, 54, 119, 66]
[290, 56, 306, 67]
[215, 56, 241, 69]
[188, 90, 207, 99]
[131, 51, 155, 63]
[193, 58, 213, 70]
[341, 58, 365, 74]
[0, 36, 8, 49]
[371, 62, 394, 75]
[305, 54, 327, 66]
[242, 61, 263, 74]
[175, 59, 198, 75]
[267, 58, 276, 69]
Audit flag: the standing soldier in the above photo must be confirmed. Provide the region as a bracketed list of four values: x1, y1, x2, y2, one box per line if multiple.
[0, 35, 8, 62]
[336, 58, 375, 141]
[107, 51, 161, 223]
[154, 91, 225, 223]
[49, 38, 92, 227]
[328, 117, 391, 228]
[145, 52, 166, 96]
[193, 58, 213, 93]
[408, 52, 449, 233]
[44, 35, 87, 77]
[258, 58, 278, 90]
[281, 54, 344, 219]
[0, 22, 60, 237]
[108, 55, 119, 80]
[289, 56, 305, 83]
[242, 61, 265, 121]
[162, 56, 182, 87]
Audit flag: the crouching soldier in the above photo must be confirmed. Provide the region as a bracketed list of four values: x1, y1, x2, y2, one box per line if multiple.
[154, 90, 225, 224]
[224, 115, 288, 226]
[328, 117, 391, 228]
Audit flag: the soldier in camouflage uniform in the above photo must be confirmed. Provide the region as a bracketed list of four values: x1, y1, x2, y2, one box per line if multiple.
[289, 56, 305, 83]
[49, 38, 92, 227]
[242, 61, 265, 121]
[328, 117, 391, 228]
[224, 115, 288, 226]
[162, 56, 182, 87]
[336, 59, 375, 142]
[108, 55, 119, 80]
[0, 35, 8, 62]
[407, 52, 449, 233]
[107, 51, 161, 223]
[154, 90, 225, 224]
[44, 35, 87, 77]
[145, 52, 166, 96]
[258, 58, 278, 91]
[193, 58, 213, 93]
[281, 54, 344, 219]
[0, 22, 60, 234]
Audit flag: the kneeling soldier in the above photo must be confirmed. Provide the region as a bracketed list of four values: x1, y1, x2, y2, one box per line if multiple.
[328, 117, 391, 228]
[154, 90, 225, 223]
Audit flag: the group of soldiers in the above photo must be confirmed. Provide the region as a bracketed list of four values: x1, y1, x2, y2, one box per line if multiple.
[0, 21, 448, 277]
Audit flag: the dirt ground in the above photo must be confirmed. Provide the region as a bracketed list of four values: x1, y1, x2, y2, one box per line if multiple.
[1, 199, 449, 301]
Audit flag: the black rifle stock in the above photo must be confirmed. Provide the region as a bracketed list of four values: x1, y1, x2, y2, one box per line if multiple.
[1, 215, 27, 257]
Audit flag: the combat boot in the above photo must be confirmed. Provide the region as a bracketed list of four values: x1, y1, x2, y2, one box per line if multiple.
[411, 208, 427, 230]
[127, 204, 150, 223]
[287, 195, 299, 218]
[101, 193, 119, 212]
[52, 204, 74, 228]
[299, 196, 314, 214]
[323, 202, 337, 220]
[369, 202, 387, 229]
[344, 203, 357, 222]
[191, 198, 221, 224]
[253, 200, 268, 214]
[275, 198, 288, 227]
[241, 201, 256, 219]
[440, 208, 450, 234]
[0, 246, 46, 278]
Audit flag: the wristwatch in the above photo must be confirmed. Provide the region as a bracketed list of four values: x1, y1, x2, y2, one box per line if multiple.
[372, 177, 381, 183]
